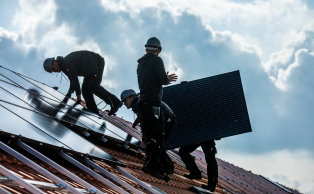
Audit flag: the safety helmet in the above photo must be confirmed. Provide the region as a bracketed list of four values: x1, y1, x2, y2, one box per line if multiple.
[43, 57, 55, 73]
[145, 37, 162, 51]
[120, 89, 137, 102]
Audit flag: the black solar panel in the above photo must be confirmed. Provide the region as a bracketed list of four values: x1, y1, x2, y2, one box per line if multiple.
[162, 70, 252, 150]
[0, 67, 138, 146]
[0, 68, 125, 166]
[21, 73, 138, 144]
[0, 99, 122, 165]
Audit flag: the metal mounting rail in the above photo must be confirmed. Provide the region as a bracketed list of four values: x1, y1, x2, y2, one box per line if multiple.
[0, 165, 42, 194]
[57, 150, 129, 194]
[99, 113, 142, 140]
[14, 139, 102, 194]
[82, 157, 143, 194]
[114, 166, 160, 194]
[0, 185, 11, 194]
[0, 175, 91, 193]
[0, 141, 82, 194]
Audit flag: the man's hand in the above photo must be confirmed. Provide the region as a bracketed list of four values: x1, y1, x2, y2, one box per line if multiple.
[167, 71, 178, 84]
[75, 95, 82, 104]
[132, 123, 136, 128]
[141, 140, 146, 149]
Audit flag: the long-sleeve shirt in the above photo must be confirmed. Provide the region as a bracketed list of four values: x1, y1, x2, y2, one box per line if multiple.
[137, 53, 169, 103]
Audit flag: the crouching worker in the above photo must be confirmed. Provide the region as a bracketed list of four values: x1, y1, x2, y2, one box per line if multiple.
[179, 140, 218, 192]
[43, 50, 122, 115]
[121, 89, 176, 181]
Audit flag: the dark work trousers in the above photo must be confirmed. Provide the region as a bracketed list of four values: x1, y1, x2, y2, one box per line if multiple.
[179, 140, 218, 187]
[138, 100, 165, 168]
[81, 55, 120, 114]
[160, 117, 175, 173]
[164, 116, 175, 140]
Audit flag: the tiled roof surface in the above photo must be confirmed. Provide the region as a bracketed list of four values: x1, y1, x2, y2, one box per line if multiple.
[0, 113, 302, 194]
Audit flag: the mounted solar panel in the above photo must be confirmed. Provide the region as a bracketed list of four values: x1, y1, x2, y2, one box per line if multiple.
[22, 74, 140, 146]
[0, 102, 70, 150]
[0, 79, 91, 132]
[19, 70, 140, 146]
[0, 66, 140, 148]
[0, 85, 123, 166]
[162, 70, 252, 150]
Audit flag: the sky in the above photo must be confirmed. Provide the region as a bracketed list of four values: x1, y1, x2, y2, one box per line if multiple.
[0, 0, 313, 193]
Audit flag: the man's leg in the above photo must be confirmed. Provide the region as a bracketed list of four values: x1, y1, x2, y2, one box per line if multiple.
[138, 101, 165, 180]
[179, 144, 202, 179]
[161, 117, 175, 174]
[164, 116, 175, 140]
[160, 150, 174, 174]
[200, 140, 218, 192]
[82, 76, 99, 114]
[88, 56, 121, 115]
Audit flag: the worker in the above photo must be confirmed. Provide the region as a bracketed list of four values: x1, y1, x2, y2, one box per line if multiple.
[179, 140, 218, 192]
[120, 89, 175, 177]
[43, 50, 122, 115]
[136, 37, 178, 180]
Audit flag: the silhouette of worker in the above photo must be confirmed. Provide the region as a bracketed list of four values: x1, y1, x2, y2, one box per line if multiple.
[136, 37, 178, 180]
[120, 89, 176, 181]
[43, 50, 122, 116]
[179, 140, 218, 192]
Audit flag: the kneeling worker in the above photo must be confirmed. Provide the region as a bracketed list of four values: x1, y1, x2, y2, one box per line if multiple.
[43, 50, 122, 115]
[121, 89, 176, 179]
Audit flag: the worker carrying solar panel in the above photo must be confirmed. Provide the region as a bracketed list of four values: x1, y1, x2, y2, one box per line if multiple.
[135, 37, 178, 181]
[179, 140, 218, 192]
[42, 50, 122, 115]
[121, 89, 176, 181]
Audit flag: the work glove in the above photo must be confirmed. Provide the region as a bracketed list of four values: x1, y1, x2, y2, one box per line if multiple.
[132, 123, 136, 128]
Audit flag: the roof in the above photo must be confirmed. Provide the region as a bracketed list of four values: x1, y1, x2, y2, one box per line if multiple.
[0, 66, 303, 194]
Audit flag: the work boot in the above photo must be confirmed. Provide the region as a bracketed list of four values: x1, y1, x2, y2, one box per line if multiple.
[163, 174, 170, 182]
[184, 173, 202, 180]
[108, 101, 122, 115]
[157, 165, 171, 182]
[201, 184, 216, 192]
[143, 165, 164, 180]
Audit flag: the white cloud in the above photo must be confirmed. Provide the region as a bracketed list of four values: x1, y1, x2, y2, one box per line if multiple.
[13, 0, 57, 44]
[263, 30, 314, 91]
[0, 27, 18, 41]
[100, 0, 314, 57]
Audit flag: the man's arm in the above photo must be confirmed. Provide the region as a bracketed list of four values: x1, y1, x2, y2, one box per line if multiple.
[154, 57, 170, 85]
[155, 57, 178, 85]
[132, 116, 140, 128]
[65, 62, 81, 96]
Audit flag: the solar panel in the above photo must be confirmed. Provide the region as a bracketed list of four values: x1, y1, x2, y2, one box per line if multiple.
[0, 83, 123, 166]
[0, 100, 123, 165]
[0, 67, 138, 147]
[0, 79, 91, 131]
[0, 102, 69, 150]
[162, 70, 252, 150]
[21, 71, 140, 146]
